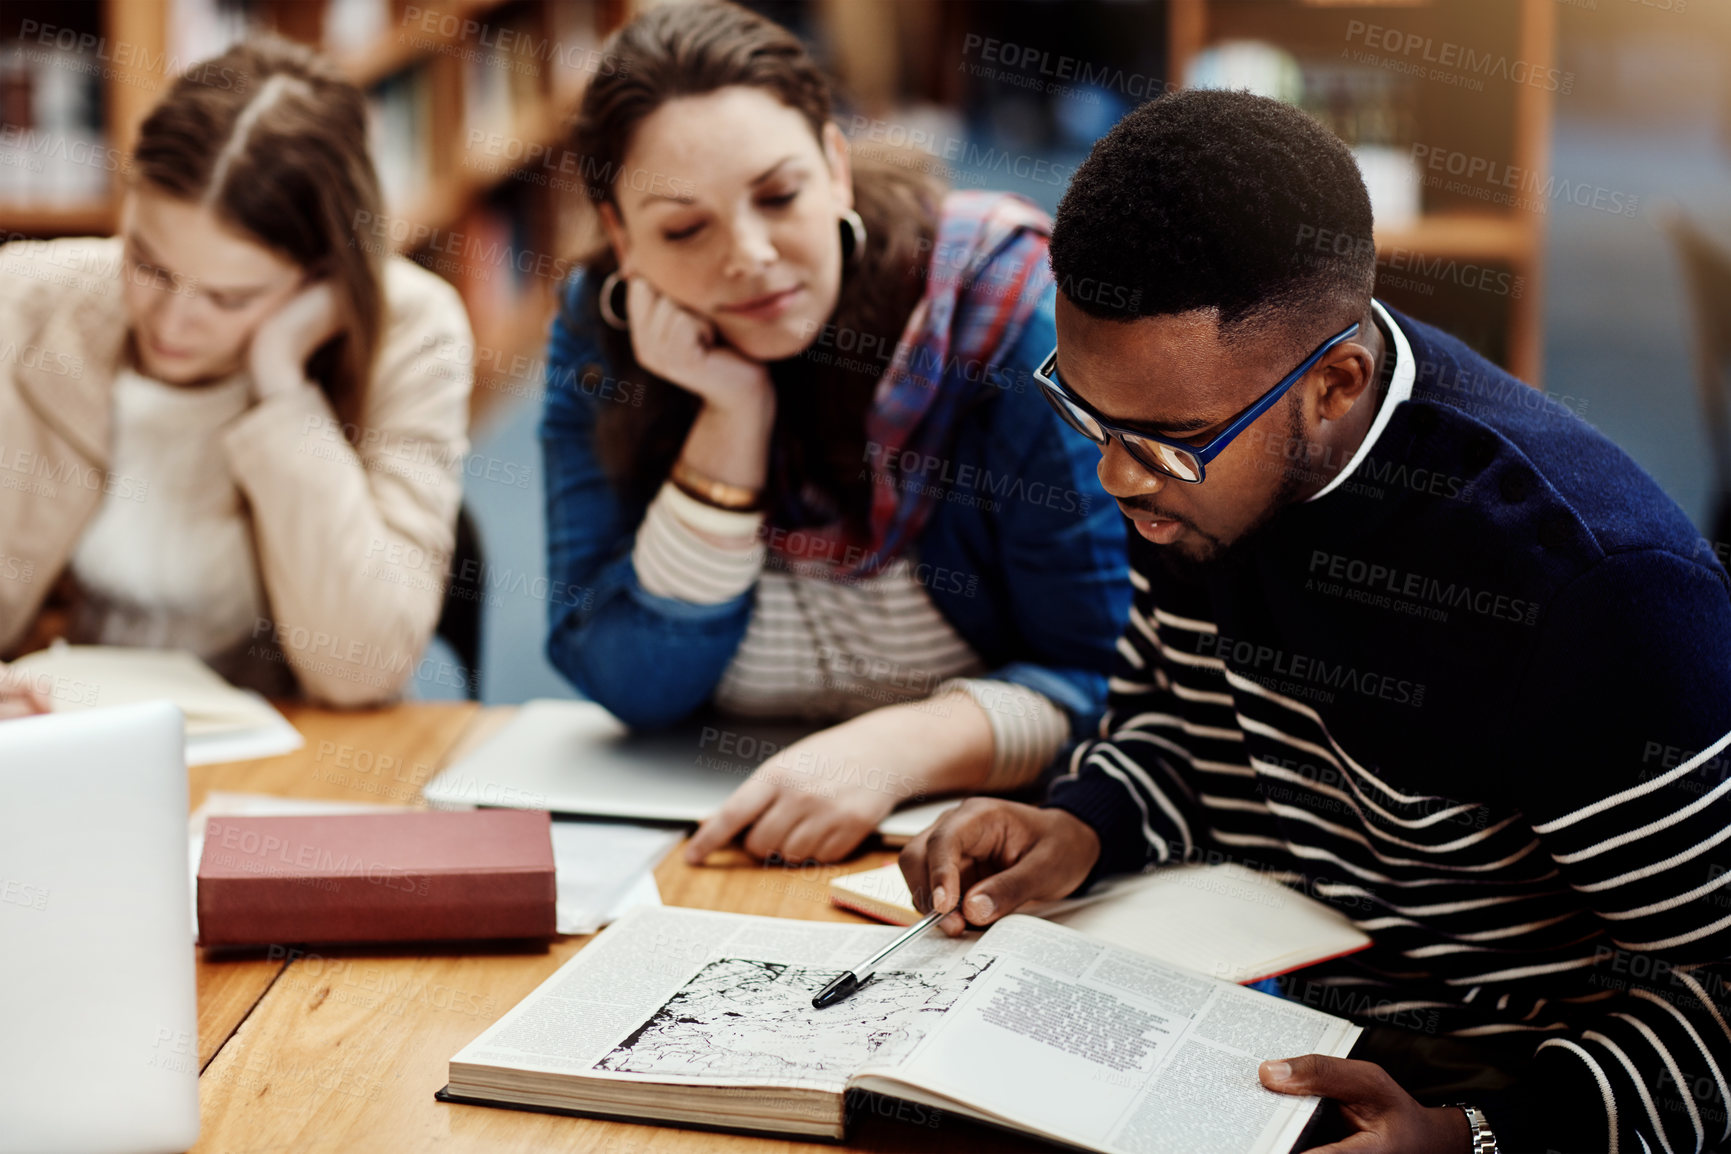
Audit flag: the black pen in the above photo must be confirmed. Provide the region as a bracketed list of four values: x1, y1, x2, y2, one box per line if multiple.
[812, 908, 947, 1009]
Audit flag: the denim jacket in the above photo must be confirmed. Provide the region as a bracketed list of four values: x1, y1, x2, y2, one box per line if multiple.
[539, 269, 1130, 734]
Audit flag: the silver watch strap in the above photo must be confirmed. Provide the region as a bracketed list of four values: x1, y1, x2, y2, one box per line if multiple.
[1455, 1104, 1499, 1154]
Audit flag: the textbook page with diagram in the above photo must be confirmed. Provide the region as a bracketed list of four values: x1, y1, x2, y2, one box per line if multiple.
[442, 905, 1359, 1152]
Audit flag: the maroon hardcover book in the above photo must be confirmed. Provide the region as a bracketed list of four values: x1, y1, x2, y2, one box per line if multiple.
[197, 810, 556, 946]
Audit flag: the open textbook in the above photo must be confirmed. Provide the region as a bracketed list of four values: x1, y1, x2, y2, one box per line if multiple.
[442, 906, 1360, 1152]
[10, 644, 302, 764]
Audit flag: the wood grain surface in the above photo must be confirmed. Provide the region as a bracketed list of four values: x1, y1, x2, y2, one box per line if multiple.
[188, 703, 1044, 1153]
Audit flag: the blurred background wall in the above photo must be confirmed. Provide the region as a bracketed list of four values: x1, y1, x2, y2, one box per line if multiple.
[4, 0, 1727, 705]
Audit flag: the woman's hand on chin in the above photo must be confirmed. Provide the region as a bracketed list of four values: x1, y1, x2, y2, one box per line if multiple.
[624, 275, 772, 417]
[248, 280, 341, 402]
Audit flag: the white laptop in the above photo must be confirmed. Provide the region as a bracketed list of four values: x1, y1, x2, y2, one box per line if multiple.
[0, 702, 200, 1154]
[423, 699, 959, 843]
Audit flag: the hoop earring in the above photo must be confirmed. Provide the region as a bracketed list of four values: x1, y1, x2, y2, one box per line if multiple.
[839, 209, 866, 266]
[598, 269, 629, 330]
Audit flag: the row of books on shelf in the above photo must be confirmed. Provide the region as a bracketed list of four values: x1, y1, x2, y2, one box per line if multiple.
[0, 41, 110, 205]
[369, 1, 568, 213]
[1, 0, 1503, 229]
[1186, 41, 1425, 227]
[0, 0, 590, 215]
[440, 189, 548, 344]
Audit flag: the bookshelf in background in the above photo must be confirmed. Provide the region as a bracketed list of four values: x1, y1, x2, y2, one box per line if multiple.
[1170, 0, 1555, 386]
[0, 0, 628, 426]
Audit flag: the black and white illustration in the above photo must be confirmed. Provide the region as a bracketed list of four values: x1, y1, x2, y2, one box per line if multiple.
[594, 955, 995, 1083]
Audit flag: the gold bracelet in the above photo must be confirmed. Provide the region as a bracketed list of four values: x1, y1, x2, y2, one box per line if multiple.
[670, 458, 763, 511]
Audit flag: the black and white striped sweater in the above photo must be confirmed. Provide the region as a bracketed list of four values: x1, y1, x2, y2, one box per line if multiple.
[1046, 306, 1731, 1154]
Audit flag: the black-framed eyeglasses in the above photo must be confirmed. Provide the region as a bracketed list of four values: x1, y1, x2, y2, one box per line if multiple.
[1033, 321, 1361, 484]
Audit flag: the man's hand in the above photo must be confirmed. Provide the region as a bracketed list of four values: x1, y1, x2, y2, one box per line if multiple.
[899, 799, 1101, 935]
[1258, 1055, 1471, 1153]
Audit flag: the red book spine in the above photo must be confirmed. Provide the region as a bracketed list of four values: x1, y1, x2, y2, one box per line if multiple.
[197, 867, 555, 947]
[195, 812, 558, 947]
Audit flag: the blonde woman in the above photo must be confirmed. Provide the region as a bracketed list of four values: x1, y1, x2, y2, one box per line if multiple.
[0, 36, 473, 707]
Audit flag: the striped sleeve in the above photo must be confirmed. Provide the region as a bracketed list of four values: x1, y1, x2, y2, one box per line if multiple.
[1512, 753, 1731, 1154]
[631, 481, 765, 605]
[936, 677, 1072, 792]
[1043, 561, 1207, 882]
[1492, 550, 1731, 1153]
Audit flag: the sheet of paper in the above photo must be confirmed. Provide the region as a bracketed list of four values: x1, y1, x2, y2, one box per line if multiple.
[598, 870, 662, 928]
[452, 906, 977, 1094]
[183, 700, 304, 765]
[855, 915, 1360, 1154]
[549, 819, 682, 935]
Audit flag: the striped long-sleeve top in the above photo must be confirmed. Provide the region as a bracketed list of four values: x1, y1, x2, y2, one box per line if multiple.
[1047, 304, 1731, 1154]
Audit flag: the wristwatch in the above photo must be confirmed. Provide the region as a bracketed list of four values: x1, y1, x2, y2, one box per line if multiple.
[1454, 1104, 1499, 1154]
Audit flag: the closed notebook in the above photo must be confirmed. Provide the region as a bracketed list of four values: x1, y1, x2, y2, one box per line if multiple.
[197, 810, 556, 946]
[830, 861, 1370, 985]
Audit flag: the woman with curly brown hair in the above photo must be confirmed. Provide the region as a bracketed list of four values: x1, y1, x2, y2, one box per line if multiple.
[542, 2, 1128, 864]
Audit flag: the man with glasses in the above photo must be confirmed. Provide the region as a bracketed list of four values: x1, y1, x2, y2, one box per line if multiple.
[903, 89, 1731, 1154]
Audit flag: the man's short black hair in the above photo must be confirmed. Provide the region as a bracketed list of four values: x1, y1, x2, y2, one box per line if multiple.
[1050, 88, 1376, 338]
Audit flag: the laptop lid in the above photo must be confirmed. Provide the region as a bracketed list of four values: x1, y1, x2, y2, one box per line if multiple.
[422, 699, 959, 842]
[0, 702, 200, 1154]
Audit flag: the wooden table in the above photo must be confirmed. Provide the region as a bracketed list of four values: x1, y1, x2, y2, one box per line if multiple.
[189, 704, 1044, 1154]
